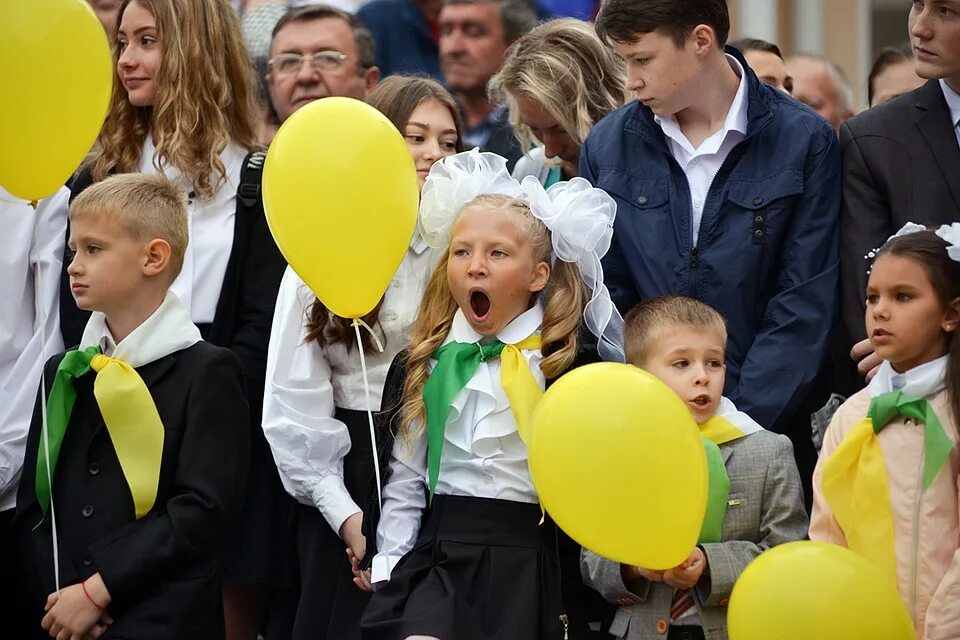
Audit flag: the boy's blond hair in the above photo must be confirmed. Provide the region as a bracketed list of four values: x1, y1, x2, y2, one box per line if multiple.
[624, 296, 728, 365]
[70, 174, 189, 278]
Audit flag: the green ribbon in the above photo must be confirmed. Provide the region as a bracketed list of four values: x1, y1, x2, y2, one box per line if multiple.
[699, 439, 729, 543]
[869, 390, 953, 491]
[423, 341, 507, 502]
[35, 346, 101, 516]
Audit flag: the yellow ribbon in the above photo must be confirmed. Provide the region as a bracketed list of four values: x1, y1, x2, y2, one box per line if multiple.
[821, 416, 898, 585]
[91, 354, 165, 519]
[500, 335, 544, 444]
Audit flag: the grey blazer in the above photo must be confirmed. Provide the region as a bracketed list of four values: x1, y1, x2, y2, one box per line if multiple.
[581, 431, 808, 640]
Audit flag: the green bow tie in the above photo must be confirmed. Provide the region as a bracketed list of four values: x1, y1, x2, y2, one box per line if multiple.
[869, 390, 953, 490]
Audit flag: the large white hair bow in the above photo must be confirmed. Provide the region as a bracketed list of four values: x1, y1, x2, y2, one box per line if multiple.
[418, 149, 625, 362]
[935, 222, 960, 263]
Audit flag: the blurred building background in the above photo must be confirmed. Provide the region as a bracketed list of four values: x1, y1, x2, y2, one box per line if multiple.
[730, 0, 913, 110]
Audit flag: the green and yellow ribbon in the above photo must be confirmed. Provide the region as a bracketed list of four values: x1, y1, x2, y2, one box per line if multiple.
[697, 414, 756, 543]
[822, 390, 953, 585]
[422, 335, 542, 501]
[36, 346, 165, 520]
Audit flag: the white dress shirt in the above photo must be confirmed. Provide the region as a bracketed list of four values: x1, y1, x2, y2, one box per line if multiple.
[0, 187, 68, 510]
[262, 235, 439, 536]
[655, 54, 749, 246]
[939, 79, 960, 149]
[868, 356, 946, 400]
[137, 138, 245, 324]
[371, 303, 545, 584]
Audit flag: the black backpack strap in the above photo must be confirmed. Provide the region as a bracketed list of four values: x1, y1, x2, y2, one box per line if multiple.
[237, 150, 266, 209]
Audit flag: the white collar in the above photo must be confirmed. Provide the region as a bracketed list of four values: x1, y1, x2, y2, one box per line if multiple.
[714, 396, 765, 434]
[868, 356, 947, 400]
[655, 54, 749, 155]
[79, 291, 202, 368]
[446, 302, 543, 347]
[939, 79, 960, 128]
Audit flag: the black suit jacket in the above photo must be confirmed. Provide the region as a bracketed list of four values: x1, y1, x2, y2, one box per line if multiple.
[14, 342, 250, 639]
[60, 163, 285, 425]
[839, 79, 960, 344]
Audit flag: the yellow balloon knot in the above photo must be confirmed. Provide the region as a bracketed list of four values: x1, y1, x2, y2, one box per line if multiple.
[91, 354, 112, 372]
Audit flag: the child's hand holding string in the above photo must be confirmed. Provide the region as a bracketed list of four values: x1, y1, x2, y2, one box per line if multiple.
[663, 547, 707, 590]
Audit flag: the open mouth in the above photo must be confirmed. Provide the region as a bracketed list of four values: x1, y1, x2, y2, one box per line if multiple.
[469, 289, 491, 322]
[690, 394, 712, 409]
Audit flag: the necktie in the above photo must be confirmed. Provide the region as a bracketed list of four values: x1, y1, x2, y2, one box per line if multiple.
[36, 346, 166, 520]
[822, 390, 953, 585]
[422, 335, 541, 501]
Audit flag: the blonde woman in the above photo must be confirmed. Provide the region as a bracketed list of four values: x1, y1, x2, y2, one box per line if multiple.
[58, 1, 288, 637]
[489, 18, 629, 185]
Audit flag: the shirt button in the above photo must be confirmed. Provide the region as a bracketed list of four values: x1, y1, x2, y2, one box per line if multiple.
[82, 558, 94, 567]
[636, 195, 648, 206]
[754, 215, 763, 223]
[81, 505, 95, 518]
[752, 195, 764, 205]
[88, 463, 100, 476]
[754, 230, 764, 239]
[656, 619, 668, 634]
[904, 418, 913, 426]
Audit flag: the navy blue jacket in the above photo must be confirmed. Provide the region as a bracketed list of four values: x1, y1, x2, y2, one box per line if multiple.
[580, 47, 840, 432]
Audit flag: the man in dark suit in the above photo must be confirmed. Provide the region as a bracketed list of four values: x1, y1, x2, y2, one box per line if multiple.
[839, 0, 960, 348]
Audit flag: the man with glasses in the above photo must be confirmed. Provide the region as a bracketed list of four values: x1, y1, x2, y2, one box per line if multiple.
[266, 5, 380, 125]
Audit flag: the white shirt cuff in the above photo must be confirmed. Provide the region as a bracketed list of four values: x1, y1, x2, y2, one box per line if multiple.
[371, 553, 405, 585]
[312, 474, 361, 536]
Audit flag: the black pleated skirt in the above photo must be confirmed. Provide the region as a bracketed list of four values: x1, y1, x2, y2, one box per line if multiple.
[272, 407, 375, 640]
[360, 494, 565, 640]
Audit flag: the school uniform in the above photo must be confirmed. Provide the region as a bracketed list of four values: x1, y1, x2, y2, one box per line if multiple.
[14, 292, 251, 639]
[581, 400, 808, 640]
[361, 304, 572, 640]
[59, 140, 290, 587]
[262, 235, 438, 639]
[0, 186, 68, 637]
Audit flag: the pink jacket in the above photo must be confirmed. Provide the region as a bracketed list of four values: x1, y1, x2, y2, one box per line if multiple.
[810, 388, 960, 640]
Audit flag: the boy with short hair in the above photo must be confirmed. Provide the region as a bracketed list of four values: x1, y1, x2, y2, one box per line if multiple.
[581, 296, 807, 640]
[15, 174, 250, 639]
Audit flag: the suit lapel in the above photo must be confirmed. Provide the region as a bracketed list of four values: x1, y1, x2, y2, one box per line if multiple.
[721, 444, 734, 464]
[914, 80, 960, 211]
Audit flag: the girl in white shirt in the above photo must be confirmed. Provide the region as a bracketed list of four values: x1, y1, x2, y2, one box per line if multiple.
[357, 150, 623, 640]
[262, 76, 464, 640]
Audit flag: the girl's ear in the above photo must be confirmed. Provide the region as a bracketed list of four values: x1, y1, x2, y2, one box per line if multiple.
[528, 260, 550, 293]
[944, 296, 960, 334]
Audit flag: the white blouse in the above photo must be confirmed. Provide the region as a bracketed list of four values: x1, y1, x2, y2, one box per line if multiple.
[262, 235, 439, 536]
[0, 187, 68, 510]
[371, 303, 545, 583]
[137, 137, 245, 324]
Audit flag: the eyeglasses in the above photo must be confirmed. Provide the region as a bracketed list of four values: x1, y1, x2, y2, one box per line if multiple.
[268, 51, 358, 76]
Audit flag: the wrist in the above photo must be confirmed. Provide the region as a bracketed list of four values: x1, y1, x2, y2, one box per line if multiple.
[84, 573, 112, 608]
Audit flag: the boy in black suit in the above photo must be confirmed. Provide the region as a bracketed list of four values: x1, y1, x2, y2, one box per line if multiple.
[15, 174, 250, 639]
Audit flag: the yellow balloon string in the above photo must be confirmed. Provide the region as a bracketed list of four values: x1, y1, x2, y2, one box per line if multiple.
[91, 354, 165, 519]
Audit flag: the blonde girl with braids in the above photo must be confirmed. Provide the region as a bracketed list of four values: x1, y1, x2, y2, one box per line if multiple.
[358, 150, 623, 640]
[261, 75, 463, 640]
[489, 18, 628, 185]
[55, 1, 287, 638]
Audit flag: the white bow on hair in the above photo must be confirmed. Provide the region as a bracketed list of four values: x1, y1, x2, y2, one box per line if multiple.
[418, 149, 625, 362]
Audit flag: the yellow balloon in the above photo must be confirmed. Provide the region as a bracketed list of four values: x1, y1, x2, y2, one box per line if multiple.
[529, 363, 708, 570]
[728, 541, 916, 640]
[263, 97, 419, 319]
[0, 0, 112, 201]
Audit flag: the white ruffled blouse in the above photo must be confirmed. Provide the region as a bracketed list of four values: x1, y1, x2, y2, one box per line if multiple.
[371, 303, 545, 583]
